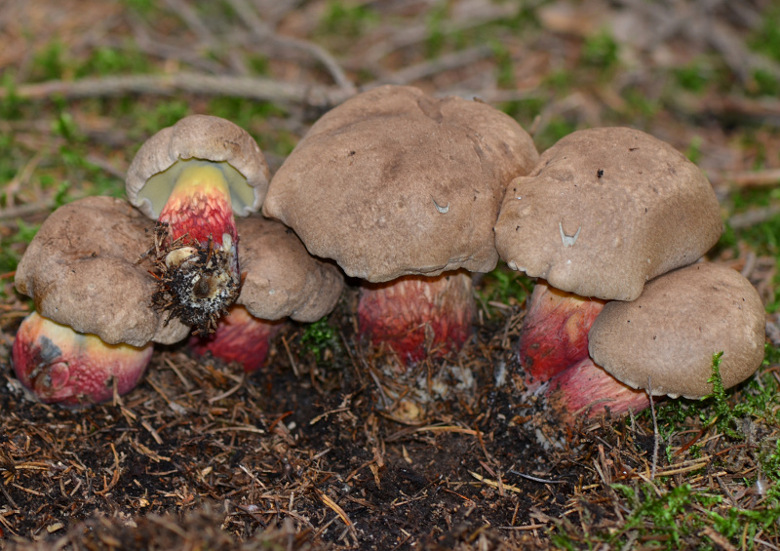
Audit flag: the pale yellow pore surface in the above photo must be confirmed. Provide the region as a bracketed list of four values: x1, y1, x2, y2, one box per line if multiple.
[494, 127, 723, 301]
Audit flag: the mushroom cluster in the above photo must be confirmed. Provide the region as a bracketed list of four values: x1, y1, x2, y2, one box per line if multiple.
[11, 93, 767, 423]
[494, 127, 767, 420]
[12, 116, 343, 405]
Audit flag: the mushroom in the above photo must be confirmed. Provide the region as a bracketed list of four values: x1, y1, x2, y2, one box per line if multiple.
[543, 262, 765, 420]
[190, 217, 344, 372]
[495, 127, 723, 302]
[263, 85, 539, 365]
[125, 115, 270, 334]
[15, 196, 189, 347]
[494, 127, 723, 392]
[12, 311, 153, 407]
[588, 262, 766, 399]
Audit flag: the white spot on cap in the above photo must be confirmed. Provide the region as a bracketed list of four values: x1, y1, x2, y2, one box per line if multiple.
[559, 222, 581, 247]
[432, 198, 449, 213]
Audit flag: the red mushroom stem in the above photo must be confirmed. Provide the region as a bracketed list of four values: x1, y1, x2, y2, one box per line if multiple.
[153, 162, 241, 334]
[357, 271, 475, 367]
[189, 305, 284, 372]
[544, 356, 652, 421]
[519, 281, 605, 389]
[12, 312, 153, 408]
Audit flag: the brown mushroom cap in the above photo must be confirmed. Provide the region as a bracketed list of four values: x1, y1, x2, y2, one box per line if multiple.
[235, 217, 344, 322]
[494, 127, 723, 301]
[15, 196, 190, 347]
[262, 85, 539, 282]
[125, 115, 270, 218]
[588, 262, 766, 399]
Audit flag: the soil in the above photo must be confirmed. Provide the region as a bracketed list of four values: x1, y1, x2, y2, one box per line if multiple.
[1, 0, 779, 549]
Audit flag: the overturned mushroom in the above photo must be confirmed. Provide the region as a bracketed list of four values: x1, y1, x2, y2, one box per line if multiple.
[191, 217, 344, 372]
[13, 311, 153, 407]
[126, 115, 270, 334]
[264, 85, 538, 365]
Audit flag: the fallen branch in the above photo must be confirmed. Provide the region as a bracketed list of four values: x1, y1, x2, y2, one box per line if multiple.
[727, 204, 780, 229]
[0, 73, 353, 108]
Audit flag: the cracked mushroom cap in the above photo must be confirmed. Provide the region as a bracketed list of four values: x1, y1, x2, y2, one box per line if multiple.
[235, 217, 344, 322]
[263, 85, 539, 282]
[494, 127, 723, 301]
[125, 114, 270, 218]
[588, 262, 766, 399]
[15, 196, 190, 347]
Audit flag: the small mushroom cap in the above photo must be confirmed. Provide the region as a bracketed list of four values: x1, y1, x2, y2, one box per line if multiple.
[15, 196, 190, 347]
[126, 114, 270, 218]
[588, 262, 766, 399]
[236, 217, 344, 323]
[263, 85, 539, 282]
[494, 127, 723, 301]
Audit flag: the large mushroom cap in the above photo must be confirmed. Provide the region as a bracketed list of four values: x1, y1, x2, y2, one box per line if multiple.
[588, 262, 766, 399]
[126, 114, 270, 218]
[263, 85, 539, 282]
[494, 127, 723, 301]
[235, 217, 344, 322]
[15, 196, 190, 347]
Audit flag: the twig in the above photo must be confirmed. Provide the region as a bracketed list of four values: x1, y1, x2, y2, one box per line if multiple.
[647, 377, 659, 480]
[376, 46, 493, 87]
[225, 0, 356, 95]
[0, 200, 53, 220]
[0, 73, 352, 108]
[728, 169, 780, 188]
[728, 205, 780, 230]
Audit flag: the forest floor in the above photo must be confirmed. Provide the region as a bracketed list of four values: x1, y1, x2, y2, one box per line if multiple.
[1, 0, 780, 549]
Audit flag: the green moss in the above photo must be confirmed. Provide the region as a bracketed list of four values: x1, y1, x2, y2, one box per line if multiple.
[581, 30, 619, 72]
[319, 1, 379, 38]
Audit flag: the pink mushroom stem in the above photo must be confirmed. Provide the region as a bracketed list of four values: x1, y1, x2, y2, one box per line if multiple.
[357, 271, 475, 367]
[189, 305, 284, 372]
[12, 312, 153, 408]
[519, 281, 605, 389]
[545, 356, 652, 421]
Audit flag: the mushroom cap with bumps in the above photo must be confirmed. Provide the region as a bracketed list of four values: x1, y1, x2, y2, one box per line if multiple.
[15, 196, 190, 347]
[235, 217, 344, 323]
[263, 85, 539, 282]
[588, 262, 766, 399]
[494, 127, 723, 301]
[126, 114, 270, 219]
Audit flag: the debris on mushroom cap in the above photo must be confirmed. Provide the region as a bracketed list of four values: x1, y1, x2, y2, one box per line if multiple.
[588, 262, 766, 399]
[190, 305, 284, 373]
[12, 311, 153, 408]
[263, 84, 539, 282]
[124, 115, 270, 335]
[14, 196, 190, 347]
[235, 217, 344, 323]
[544, 356, 651, 422]
[125, 114, 270, 219]
[358, 271, 475, 366]
[494, 127, 723, 301]
[519, 280, 605, 389]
